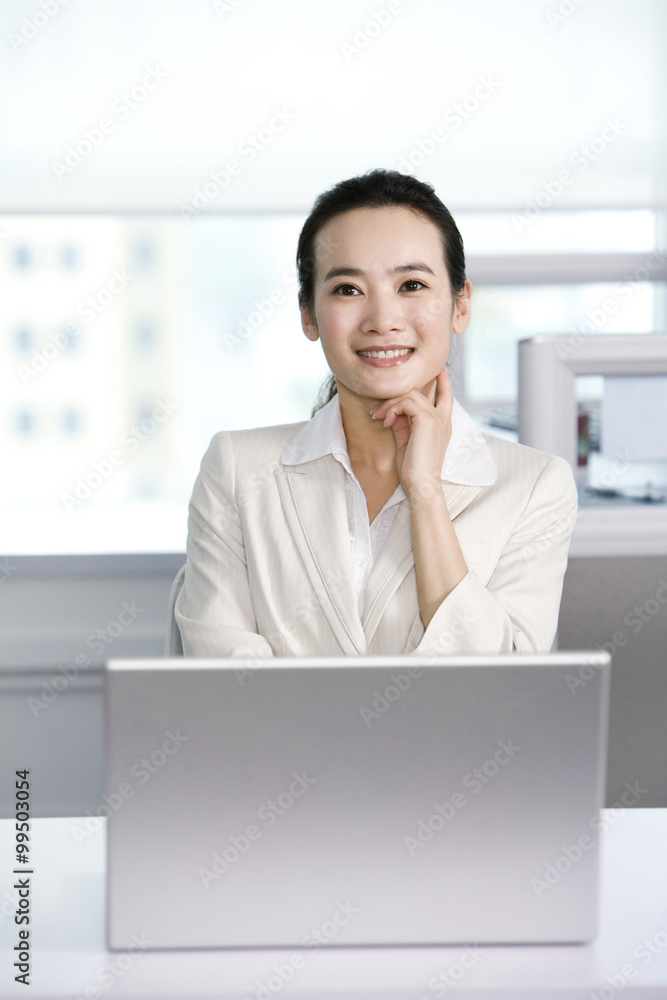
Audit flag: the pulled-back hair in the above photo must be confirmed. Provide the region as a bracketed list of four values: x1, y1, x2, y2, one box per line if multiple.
[297, 169, 467, 416]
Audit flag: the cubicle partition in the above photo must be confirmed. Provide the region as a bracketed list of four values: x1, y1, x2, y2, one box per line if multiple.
[0, 541, 665, 817]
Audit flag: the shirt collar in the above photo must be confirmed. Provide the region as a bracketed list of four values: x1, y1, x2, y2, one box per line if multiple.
[281, 392, 495, 486]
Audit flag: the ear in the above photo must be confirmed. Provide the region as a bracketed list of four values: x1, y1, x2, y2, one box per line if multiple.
[452, 280, 472, 336]
[299, 295, 319, 342]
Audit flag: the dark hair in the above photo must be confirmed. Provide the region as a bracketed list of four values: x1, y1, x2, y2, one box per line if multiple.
[297, 169, 467, 416]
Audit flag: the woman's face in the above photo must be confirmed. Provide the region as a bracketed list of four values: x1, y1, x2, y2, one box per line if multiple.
[300, 206, 471, 408]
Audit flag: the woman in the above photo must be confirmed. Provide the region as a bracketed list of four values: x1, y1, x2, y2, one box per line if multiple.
[175, 169, 578, 658]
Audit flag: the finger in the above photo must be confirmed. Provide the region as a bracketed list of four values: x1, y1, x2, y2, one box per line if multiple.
[382, 410, 411, 432]
[380, 393, 435, 425]
[370, 393, 411, 418]
[371, 389, 432, 420]
[435, 367, 453, 412]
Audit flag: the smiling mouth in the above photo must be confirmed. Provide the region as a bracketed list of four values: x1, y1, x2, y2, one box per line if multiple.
[357, 348, 414, 358]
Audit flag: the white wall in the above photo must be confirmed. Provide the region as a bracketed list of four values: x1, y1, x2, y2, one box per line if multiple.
[1, 0, 665, 211]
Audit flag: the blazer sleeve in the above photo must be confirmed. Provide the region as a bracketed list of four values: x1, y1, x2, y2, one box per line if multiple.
[174, 431, 275, 659]
[412, 455, 578, 656]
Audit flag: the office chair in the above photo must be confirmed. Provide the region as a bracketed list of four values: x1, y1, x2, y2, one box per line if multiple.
[165, 563, 186, 656]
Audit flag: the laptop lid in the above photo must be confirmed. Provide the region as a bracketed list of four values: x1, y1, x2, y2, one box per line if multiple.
[105, 652, 610, 949]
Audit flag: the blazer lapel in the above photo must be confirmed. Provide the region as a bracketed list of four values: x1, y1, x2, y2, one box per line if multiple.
[274, 459, 367, 655]
[442, 482, 483, 522]
[362, 501, 413, 639]
[363, 482, 483, 646]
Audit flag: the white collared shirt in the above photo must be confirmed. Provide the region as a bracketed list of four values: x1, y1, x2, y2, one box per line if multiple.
[281, 392, 495, 619]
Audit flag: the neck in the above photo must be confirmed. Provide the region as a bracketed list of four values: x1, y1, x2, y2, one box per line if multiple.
[337, 379, 436, 475]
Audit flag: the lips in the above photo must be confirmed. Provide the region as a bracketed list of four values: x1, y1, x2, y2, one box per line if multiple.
[356, 347, 415, 368]
[357, 348, 414, 358]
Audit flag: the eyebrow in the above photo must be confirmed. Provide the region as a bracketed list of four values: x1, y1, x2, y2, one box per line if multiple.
[323, 261, 437, 281]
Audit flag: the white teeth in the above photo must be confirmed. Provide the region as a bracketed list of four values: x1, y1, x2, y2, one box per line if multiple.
[358, 349, 413, 358]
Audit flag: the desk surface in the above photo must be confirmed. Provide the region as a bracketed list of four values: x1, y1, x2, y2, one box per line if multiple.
[1, 810, 666, 998]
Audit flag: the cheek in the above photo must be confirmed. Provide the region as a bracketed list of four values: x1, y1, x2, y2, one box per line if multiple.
[413, 297, 452, 328]
[316, 300, 355, 340]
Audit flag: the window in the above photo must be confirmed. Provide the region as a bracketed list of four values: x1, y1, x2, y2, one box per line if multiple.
[14, 410, 36, 436]
[61, 409, 83, 436]
[12, 245, 31, 271]
[14, 327, 33, 355]
[58, 243, 81, 271]
[0, 210, 663, 554]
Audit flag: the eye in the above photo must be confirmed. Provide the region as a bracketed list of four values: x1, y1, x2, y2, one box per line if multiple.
[332, 283, 360, 296]
[401, 279, 426, 291]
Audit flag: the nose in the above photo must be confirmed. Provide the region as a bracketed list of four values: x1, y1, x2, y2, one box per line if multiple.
[360, 290, 406, 335]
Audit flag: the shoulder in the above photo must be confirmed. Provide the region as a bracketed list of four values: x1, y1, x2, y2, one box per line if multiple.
[193, 420, 310, 510]
[480, 433, 578, 539]
[483, 432, 577, 509]
[485, 432, 572, 478]
[203, 419, 309, 470]
[188, 420, 309, 521]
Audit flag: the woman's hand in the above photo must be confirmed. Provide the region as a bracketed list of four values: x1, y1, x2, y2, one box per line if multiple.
[369, 367, 454, 503]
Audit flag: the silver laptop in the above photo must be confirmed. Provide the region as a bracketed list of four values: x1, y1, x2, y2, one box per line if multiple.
[105, 652, 610, 950]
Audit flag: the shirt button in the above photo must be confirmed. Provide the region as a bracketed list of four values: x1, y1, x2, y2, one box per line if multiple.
[356, 557, 368, 567]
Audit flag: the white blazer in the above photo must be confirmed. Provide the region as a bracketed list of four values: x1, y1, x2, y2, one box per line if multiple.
[175, 410, 578, 659]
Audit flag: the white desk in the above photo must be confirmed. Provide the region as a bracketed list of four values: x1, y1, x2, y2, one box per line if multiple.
[1, 810, 666, 998]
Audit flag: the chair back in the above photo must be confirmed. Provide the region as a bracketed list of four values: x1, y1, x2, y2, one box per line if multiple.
[165, 563, 186, 656]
